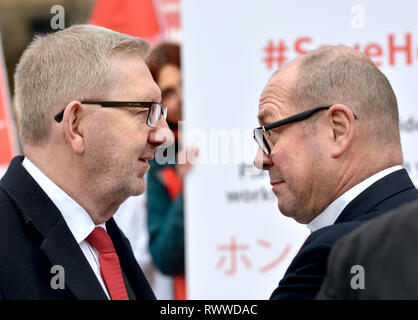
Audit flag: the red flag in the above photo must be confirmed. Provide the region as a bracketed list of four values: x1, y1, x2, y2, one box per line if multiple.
[89, 0, 163, 44]
[0, 34, 17, 175]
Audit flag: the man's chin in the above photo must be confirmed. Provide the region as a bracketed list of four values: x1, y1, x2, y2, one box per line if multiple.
[128, 178, 146, 197]
[277, 201, 302, 223]
[278, 203, 293, 219]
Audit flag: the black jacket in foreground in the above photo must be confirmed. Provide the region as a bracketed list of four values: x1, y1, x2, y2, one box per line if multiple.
[269, 168, 418, 300]
[0, 156, 156, 300]
[317, 198, 418, 299]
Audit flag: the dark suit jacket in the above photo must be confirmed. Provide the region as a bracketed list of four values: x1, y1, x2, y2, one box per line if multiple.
[0, 156, 156, 300]
[269, 168, 418, 300]
[317, 198, 418, 299]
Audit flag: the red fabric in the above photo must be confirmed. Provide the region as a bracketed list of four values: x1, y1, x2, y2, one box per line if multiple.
[89, 0, 162, 44]
[87, 227, 129, 300]
[161, 164, 186, 299]
[161, 167, 183, 200]
[0, 39, 16, 165]
[173, 275, 186, 300]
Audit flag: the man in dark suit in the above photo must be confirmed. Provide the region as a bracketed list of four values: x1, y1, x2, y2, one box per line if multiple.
[253, 45, 418, 300]
[0, 25, 170, 299]
[317, 199, 418, 299]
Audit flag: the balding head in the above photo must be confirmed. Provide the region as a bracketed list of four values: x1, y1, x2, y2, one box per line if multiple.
[257, 45, 403, 224]
[289, 45, 400, 147]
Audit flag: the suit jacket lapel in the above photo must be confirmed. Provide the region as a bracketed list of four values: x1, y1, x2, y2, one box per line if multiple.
[107, 218, 156, 300]
[335, 169, 416, 224]
[1, 156, 107, 299]
[40, 219, 108, 299]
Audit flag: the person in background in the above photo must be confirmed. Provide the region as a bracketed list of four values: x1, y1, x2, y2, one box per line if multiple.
[146, 43, 194, 300]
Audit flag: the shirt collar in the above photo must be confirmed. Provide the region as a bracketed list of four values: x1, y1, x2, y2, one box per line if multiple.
[22, 157, 105, 244]
[307, 165, 403, 233]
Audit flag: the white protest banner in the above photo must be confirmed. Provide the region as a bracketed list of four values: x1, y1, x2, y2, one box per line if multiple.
[182, 0, 418, 299]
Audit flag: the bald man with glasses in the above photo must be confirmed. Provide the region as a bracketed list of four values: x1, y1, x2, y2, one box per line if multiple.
[253, 46, 418, 300]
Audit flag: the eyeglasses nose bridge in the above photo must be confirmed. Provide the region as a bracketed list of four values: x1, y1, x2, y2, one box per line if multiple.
[153, 112, 169, 129]
[147, 103, 166, 128]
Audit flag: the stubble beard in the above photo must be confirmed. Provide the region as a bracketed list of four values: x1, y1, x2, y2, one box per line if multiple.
[86, 148, 145, 203]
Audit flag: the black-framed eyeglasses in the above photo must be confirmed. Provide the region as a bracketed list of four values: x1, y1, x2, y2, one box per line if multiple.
[253, 105, 332, 155]
[54, 101, 168, 128]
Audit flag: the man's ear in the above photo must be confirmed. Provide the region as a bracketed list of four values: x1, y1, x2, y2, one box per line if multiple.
[327, 104, 355, 158]
[62, 101, 85, 155]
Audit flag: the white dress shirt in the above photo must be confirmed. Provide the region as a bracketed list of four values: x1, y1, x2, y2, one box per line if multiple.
[307, 165, 403, 233]
[22, 157, 110, 299]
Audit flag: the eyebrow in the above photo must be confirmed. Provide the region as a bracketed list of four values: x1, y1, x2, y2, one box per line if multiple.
[257, 108, 272, 125]
[148, 90, 162, 103]
[135, 88, 161, 102]
[130, 95, 160, 102]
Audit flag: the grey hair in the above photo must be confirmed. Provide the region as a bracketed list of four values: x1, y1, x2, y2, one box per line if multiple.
[291, 45, 400, 145]
[14, 24, 151, 145]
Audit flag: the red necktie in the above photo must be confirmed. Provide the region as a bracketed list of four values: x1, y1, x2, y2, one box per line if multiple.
[86, 227, 129, 300]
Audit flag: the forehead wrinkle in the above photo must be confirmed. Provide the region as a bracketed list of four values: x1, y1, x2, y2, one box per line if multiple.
[258, 85, 292, 125]
[262, 63, 297, 101]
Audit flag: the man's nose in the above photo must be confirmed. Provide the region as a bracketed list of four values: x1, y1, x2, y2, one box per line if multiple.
[148, 117, 174, 147]
[254, 147, 273, 170]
